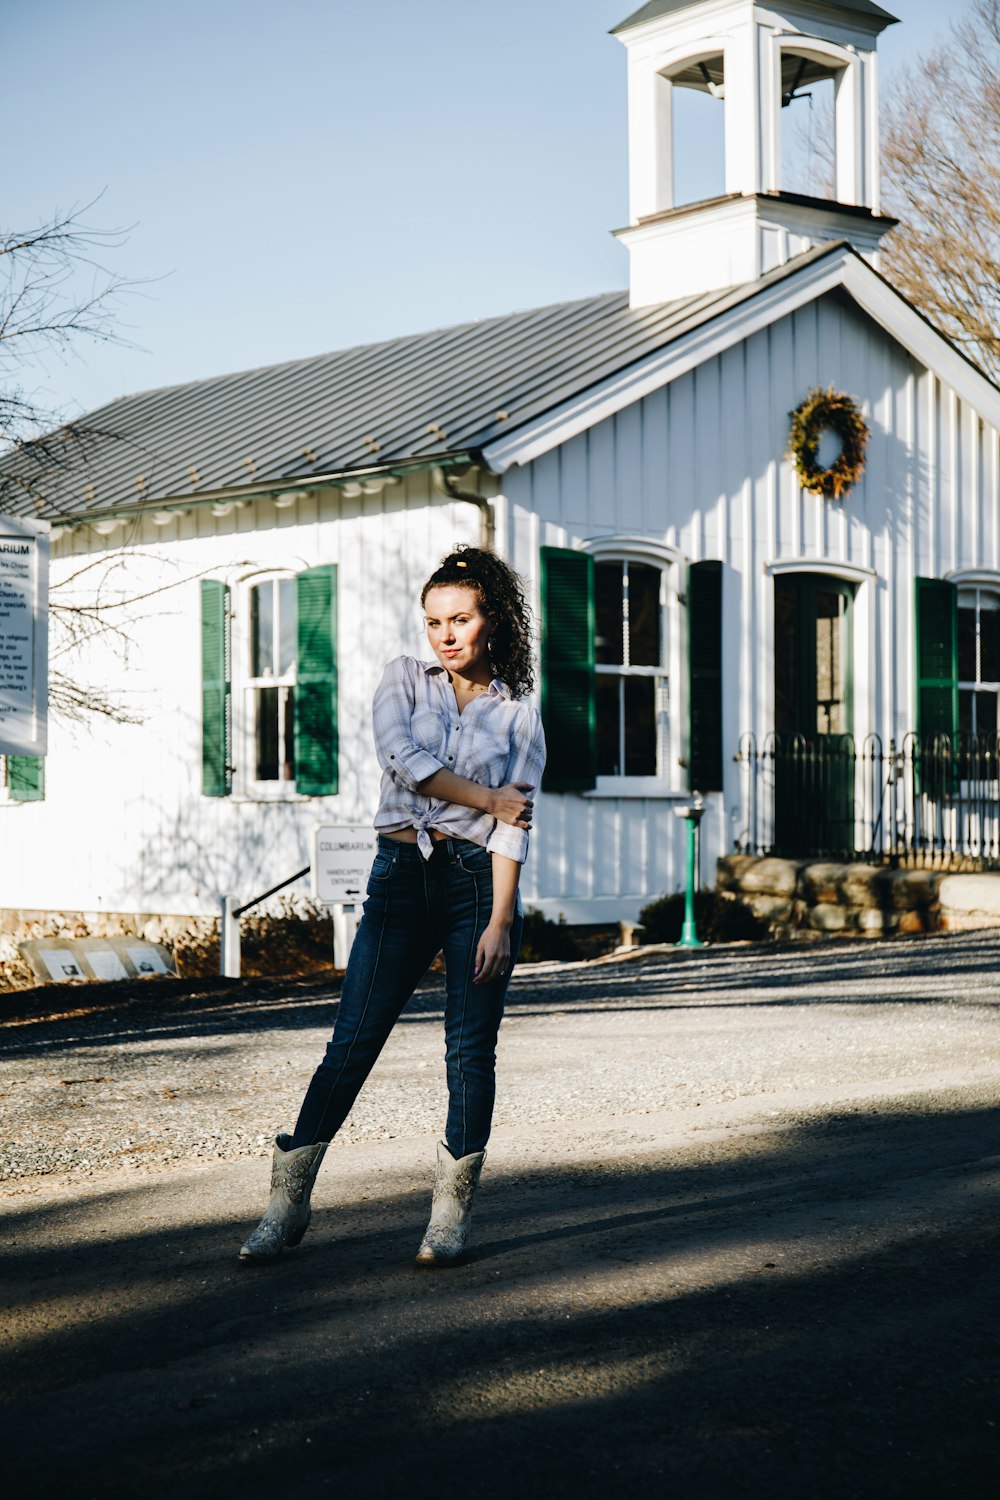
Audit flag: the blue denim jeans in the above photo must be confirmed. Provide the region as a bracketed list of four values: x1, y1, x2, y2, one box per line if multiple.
[290, 835, 523, 1158]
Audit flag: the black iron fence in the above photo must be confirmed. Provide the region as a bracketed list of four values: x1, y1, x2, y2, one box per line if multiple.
[734, 732, 1000, 868]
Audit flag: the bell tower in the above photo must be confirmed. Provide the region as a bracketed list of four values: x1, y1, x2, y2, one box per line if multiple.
[612, 0, 899, 305]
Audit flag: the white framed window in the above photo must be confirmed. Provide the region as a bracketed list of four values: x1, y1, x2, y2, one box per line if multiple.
[584, 539, 682, 797]
[202, 561, 337, 802]
[958, 586, 1000, 738]
[244, 572, 297, 789]
[595, 557, 669, 776]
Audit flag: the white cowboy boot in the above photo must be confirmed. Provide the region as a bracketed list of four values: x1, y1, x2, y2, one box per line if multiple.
[415, 1141, 486, 1266]
[239, 1133, 328, 1262]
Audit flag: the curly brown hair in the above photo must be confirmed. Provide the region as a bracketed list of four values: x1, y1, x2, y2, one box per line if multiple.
[421, 545, 535, 698]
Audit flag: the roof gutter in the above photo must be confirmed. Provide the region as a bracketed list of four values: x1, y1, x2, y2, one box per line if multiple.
[431, 462, 495, 549]
[48, 453, 477, 533]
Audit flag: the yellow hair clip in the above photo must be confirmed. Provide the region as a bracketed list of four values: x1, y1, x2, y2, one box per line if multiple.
[456, 560, 467, 567]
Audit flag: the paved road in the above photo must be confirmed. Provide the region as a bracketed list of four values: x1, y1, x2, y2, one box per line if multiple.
[3, 933, 999, 1498]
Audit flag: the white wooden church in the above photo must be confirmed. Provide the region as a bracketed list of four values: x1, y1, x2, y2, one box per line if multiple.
[4, 0, 1000, 933]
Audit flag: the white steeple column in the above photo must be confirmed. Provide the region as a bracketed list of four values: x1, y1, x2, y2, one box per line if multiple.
[612, 0, 899, 305]
[723, 12, 763, 196]
[627, 61, 675, 220]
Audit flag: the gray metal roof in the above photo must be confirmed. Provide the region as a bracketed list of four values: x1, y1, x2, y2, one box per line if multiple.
[0, 242, 843, 523]
[612, 0, 899, 35]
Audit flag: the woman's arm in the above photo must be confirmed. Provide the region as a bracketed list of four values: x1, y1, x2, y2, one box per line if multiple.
[473, 854, 521, 984]
[416, 767, 534, 829]
[484, 705, 547, 860]
[373, 659, 532, 827]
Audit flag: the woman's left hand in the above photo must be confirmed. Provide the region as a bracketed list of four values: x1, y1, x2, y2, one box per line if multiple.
[474, 919, 512, 985]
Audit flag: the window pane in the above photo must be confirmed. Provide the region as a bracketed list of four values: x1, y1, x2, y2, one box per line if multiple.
[774, 580, 799, 734]
[624, 676, 656, 775]
[815, 589, 847, 735]
[958, 605, 977, 682]
[596, 674, 621, 775]
[975, 690, 998, 737]
[981, 599, 1000, 683]
[255, 687, 279, 780]
[278, 578, 297, 677]
[595, 563, 624, 665]
[959, 689, 974, 737]
[627, 562, 660, 666]
[282, 687, 296, 781]
[251, 583, 274, 677]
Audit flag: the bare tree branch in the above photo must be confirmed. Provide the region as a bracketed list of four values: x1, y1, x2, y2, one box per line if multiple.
[0, 194, 150, 501]
[47, 555, 252, 727]
[881, 0, 1000, 382]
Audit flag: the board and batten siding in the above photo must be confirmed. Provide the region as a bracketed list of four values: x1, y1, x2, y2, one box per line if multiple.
[0, 473, 480, 918]
[507, 292, 1000, 922]
[5, 295, 1000, 930]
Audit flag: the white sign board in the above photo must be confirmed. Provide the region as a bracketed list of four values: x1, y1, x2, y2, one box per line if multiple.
[312, 824, 378, 905]
[0, 513, 49, 756]
[38, 947, 84, 982]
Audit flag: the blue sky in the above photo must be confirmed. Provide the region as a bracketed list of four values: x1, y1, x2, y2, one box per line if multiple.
[5, 0, 956, 421]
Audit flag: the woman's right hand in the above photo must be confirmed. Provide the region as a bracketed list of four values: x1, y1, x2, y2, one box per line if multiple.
[488, 782, 535, 828]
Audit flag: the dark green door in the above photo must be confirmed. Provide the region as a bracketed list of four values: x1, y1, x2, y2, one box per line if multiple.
[773, 573, 855, 855]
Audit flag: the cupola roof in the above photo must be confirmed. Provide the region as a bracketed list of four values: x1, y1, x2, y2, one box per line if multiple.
[612, 0, 899, 35]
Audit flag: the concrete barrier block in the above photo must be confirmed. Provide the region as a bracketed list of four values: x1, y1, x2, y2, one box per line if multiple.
[938, 873, 1000, 924]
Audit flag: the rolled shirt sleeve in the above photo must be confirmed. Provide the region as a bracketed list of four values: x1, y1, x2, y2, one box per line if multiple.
[372, 656, 445, 791]
[486, 704, 547, 864]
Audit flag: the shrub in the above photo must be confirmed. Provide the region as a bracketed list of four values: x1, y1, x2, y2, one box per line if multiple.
[518, 908, 586, 963]
[638, 890, 767, 946]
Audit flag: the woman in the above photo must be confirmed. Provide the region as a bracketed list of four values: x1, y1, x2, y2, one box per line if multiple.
[240, 545, 545, 1267]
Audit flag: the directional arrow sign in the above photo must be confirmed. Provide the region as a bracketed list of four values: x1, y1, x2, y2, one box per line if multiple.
[312, 824, 378, 906]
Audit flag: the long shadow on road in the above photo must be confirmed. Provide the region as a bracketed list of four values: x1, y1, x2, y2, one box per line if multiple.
[2, 1096, 998, 1499]
[5, 930, 1000, 1061]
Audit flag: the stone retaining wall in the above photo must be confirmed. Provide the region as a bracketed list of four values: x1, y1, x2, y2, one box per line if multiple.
[717, 856, 1000, 938]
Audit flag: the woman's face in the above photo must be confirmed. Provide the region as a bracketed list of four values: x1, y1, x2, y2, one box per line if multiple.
[424, 585, 492, 680]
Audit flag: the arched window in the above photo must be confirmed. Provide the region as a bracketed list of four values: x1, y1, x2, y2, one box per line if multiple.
[540, 541, 721, 796]
[246, 572, 298, 783]
[779, 49, 837, 199]
[594, 556, 669, 778]
[957, 586, 1000, 737]
[203, 562, 338, 799]
[665, 51, 726, 207]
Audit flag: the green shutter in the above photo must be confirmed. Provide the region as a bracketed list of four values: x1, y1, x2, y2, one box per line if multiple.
[295, 564, 338, 797]
[688, 560, 724, 791]
[915, 577, 958, 739]
[201, 580, 231, 797]
[540, 546, 596, 793]
[7, 756, 44, 802]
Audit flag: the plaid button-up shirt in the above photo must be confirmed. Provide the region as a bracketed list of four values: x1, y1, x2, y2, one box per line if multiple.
[372, 655, 546, 863]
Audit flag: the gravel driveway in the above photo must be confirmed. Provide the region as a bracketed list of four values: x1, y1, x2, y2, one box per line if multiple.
[4, 932, 999, 1184]
[3, 932, 999, 1498]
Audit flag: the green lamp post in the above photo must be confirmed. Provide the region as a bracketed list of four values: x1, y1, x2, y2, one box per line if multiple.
[673, 792, 705, 949]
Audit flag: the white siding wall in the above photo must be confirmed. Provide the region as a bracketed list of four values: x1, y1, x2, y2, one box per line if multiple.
[507, 293, 1000, 921]
[0, 474, 479, 918]
[6, 294, 1000, 929]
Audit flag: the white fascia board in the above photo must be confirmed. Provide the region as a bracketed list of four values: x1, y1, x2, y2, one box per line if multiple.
[483, 252, 847, 472]
[615, 0, 741, 49]
[840, 257, 1000, 431]
[483, 250, 1000, 474]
